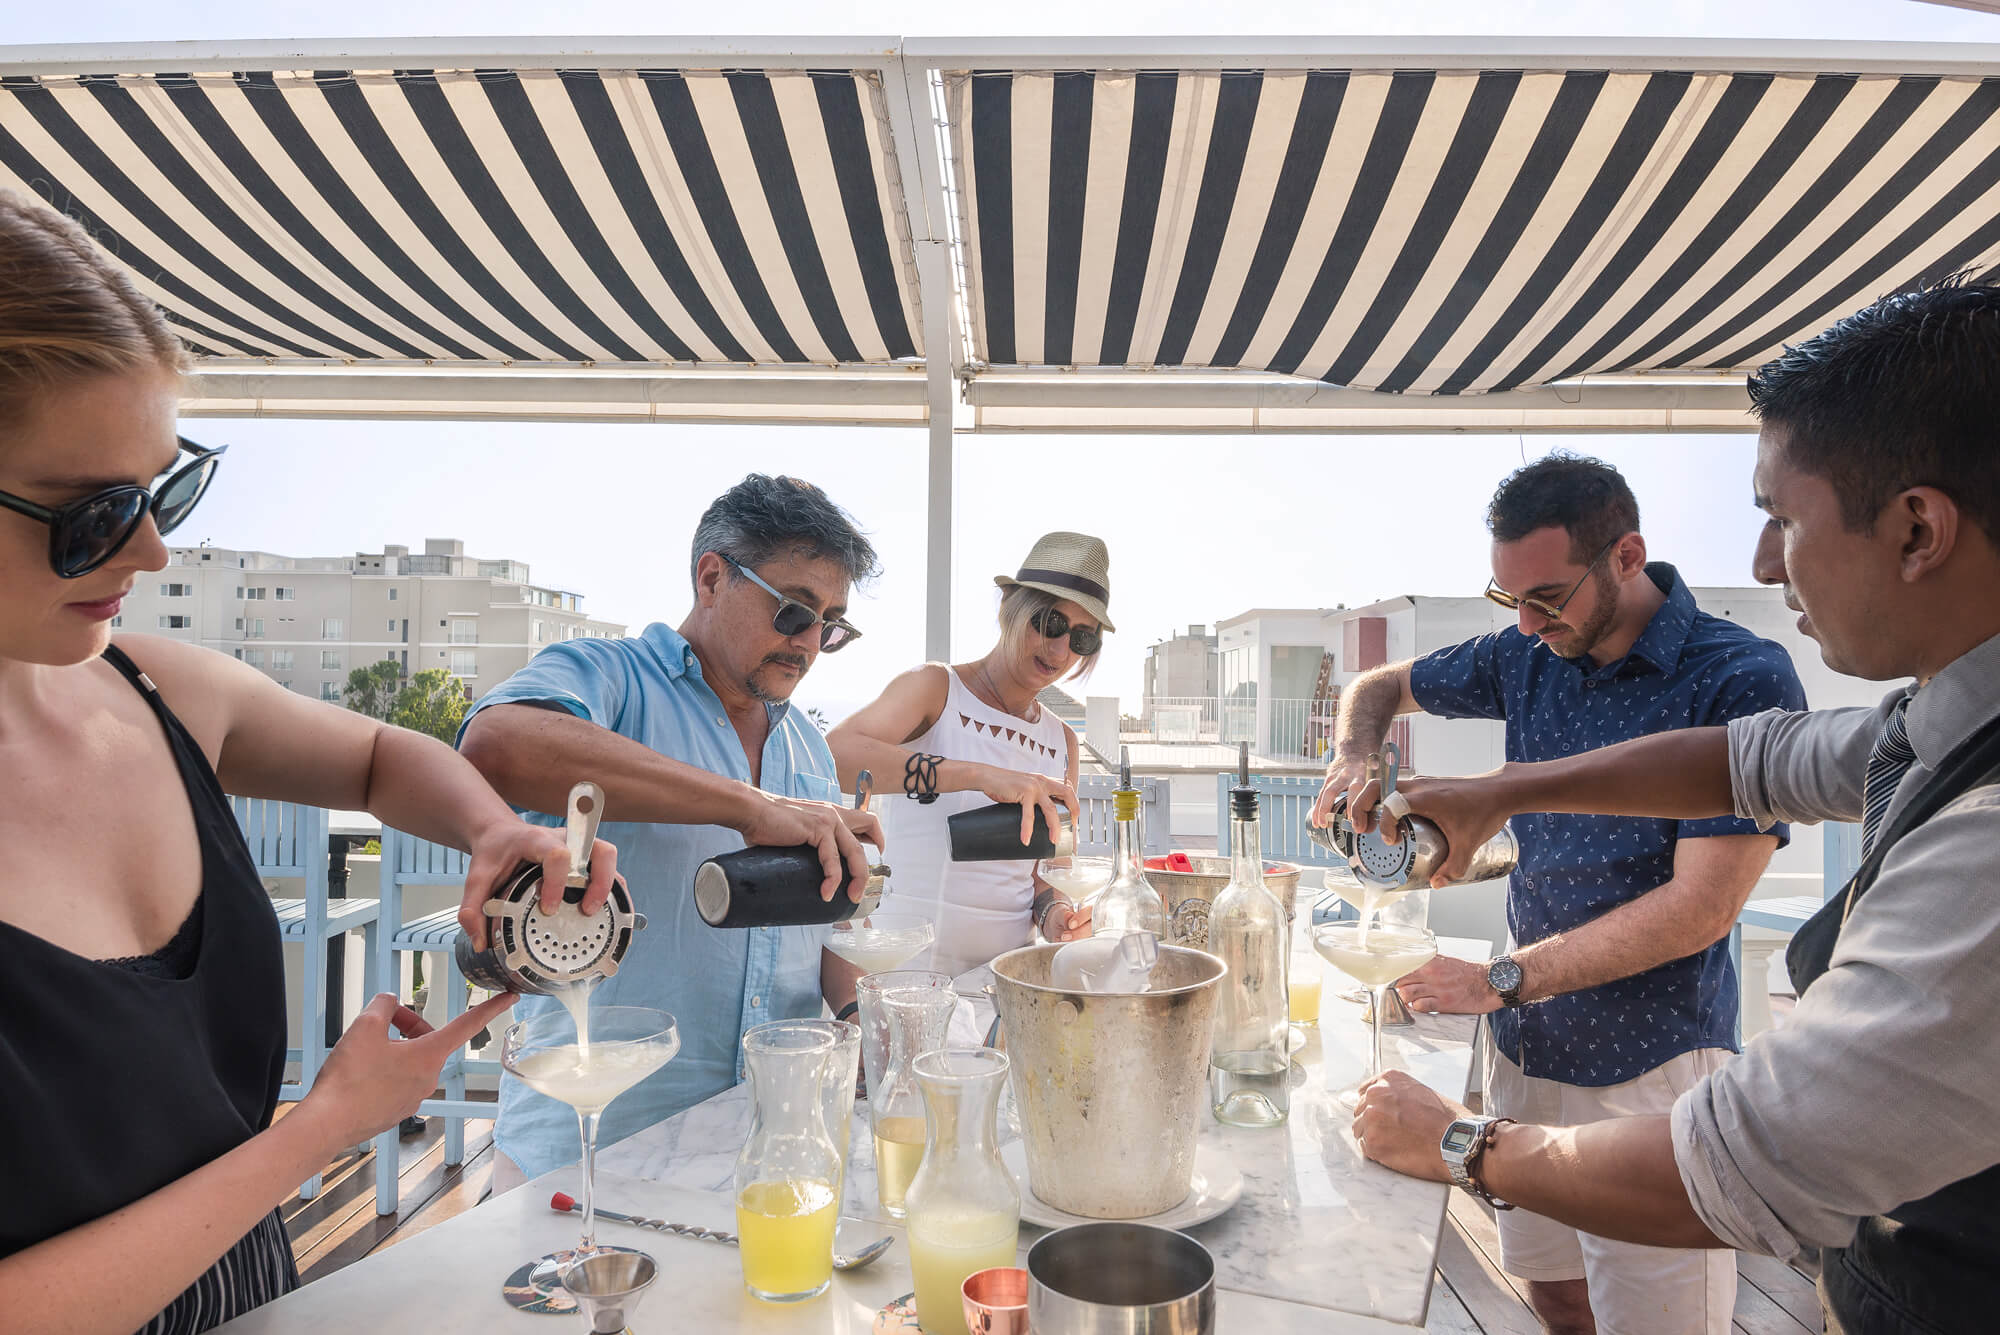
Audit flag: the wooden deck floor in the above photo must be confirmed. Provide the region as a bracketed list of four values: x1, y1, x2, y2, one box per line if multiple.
[279, 1096, 1823, 1333]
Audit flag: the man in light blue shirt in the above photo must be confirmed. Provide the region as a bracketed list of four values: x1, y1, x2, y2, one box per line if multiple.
[460, 474, 883, 1186]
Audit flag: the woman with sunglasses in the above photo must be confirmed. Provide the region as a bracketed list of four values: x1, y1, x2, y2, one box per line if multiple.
[0, 193, 620, 1335]
[829, 532, 1113, 977]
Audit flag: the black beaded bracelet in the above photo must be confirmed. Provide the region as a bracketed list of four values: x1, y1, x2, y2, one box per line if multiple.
[904, 751, 943, 805]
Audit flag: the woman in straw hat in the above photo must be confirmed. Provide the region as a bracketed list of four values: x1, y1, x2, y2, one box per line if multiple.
[829, 532, 1113, 978]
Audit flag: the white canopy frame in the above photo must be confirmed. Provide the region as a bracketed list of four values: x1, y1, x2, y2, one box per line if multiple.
[6, 35, 2000, 654]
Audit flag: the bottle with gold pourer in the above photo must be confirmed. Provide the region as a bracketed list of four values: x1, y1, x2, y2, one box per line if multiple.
[1090, 747, 1168, 939]
[1209, 743, 1289, 1127]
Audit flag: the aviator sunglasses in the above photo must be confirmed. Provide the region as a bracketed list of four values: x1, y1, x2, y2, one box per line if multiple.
[1482, 536, 1621, 623]
[723, 555, 863, 652]
[0, 437, 226, 579]
[1030, 607, 1103, 657]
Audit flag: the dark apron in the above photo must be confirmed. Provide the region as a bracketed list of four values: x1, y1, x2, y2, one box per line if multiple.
[1784, 714, 2000, 1335]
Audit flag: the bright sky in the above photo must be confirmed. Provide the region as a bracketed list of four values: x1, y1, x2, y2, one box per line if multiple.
[20, 1, 1998, 718]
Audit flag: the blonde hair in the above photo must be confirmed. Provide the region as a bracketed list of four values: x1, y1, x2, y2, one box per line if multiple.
[0, 190, 186, 422]
[996, 583, 1100, 682]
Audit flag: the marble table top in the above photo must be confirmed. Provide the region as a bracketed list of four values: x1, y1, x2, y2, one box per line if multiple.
[214, 938, 1487, 1334]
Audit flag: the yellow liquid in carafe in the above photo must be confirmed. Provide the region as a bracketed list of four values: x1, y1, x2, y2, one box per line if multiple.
[909, 1208, 1019, 1334]
[872, 1115, 927, 1215]
[735, 1178, 837, 1299]
[1288, 970, 1323, 1024]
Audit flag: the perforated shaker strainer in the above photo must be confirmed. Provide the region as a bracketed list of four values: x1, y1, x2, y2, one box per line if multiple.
[453, 781, 646, 995]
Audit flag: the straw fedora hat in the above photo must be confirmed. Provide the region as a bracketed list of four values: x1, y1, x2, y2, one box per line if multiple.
[994, 532, 1116, 632]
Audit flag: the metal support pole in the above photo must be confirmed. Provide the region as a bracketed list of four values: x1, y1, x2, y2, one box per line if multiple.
[918, 237, 955, 661]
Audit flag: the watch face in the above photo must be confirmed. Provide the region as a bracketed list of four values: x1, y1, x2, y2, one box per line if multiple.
[1443, 1126, 1479, 1153]
[1490, 958, 1523, 993]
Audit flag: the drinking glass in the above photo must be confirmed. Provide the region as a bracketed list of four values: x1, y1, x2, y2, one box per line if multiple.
[735, 1025, 843, 1302]
[1313, 922, 1437, 1109]
[498, 1005, 679, 1308]
[870, 985, 957, 1219]
[1037, 855, 1113, 902]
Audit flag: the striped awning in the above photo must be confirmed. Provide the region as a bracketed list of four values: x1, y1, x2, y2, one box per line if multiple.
[948, 68, 2000, 393]
[0, 67, 921, 367]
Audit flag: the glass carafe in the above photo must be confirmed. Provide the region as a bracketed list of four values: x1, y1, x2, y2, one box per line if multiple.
[870, 984, 957, 1219]
[733, 1025, 842, 1303]
[905, 1049, 1021, 1335]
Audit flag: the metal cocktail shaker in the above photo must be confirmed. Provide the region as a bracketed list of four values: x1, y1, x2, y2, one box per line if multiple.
[453, 781, 646, 995]
[1313, 745, 1520, 890]
[692, 847, 888, 928]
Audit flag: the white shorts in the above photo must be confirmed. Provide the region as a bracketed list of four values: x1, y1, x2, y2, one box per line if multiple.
[1484, 1041, 1736, 1335]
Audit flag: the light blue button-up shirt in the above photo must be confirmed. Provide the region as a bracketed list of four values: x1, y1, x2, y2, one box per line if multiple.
[460, 622, 841, 1178]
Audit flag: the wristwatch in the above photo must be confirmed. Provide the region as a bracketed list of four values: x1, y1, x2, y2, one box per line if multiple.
[1487, 955, 1524, 1007]
[1441, 1115, 1516, 1210]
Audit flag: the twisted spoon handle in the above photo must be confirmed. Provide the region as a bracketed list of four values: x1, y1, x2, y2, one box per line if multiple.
[550, 1193, 739, 1248]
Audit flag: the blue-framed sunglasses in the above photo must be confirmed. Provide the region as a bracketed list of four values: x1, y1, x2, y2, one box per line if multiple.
[0, 436, 226, 578]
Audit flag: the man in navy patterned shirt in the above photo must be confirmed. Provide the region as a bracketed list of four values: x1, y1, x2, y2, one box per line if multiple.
[1311, 455, 1805, 1335]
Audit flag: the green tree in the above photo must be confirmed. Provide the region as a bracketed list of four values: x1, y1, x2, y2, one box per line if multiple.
[342, 658, 403, 721]
[388, 668, 471, 745]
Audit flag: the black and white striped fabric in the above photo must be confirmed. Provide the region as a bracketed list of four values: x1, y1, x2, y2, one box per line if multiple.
[947, 68, 2000, 391]
[137, 1207, 298, 1335]
[1862, 694, 1919, 854]
[0, 69, 920, 367]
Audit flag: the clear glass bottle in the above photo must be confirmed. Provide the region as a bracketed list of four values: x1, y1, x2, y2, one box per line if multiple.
[869, 984, 956, 1220]
[733, 1026, 842, 1303]
[904, 1048, 1021, 1335]
[1091, 752, 1167, 939]
[1209, 745, 1290, 1127]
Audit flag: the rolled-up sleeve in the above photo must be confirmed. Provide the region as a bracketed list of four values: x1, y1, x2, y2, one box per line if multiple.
[1726, 700, 1889, 830]
[1671, 790, 2000, 1256]
[459, 638, 635, 745]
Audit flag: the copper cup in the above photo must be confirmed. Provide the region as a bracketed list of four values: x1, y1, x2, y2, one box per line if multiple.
[963, 1265, 1031, 1334]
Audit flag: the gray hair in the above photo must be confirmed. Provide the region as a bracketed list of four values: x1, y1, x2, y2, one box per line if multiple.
[997, 584, 1100, 683]
[689, 474, 881, 590]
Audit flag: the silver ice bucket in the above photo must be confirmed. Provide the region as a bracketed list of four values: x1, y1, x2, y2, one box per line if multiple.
[989, 944, 1225, 1219]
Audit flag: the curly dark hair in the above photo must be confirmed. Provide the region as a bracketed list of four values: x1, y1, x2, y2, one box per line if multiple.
[688, 473, 880, 590]
[1748, 276, 2000, 538]
[1485, 453, 1639, 562]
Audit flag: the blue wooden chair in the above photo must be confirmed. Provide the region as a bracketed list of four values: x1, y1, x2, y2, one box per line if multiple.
[231, 797, 379, 1199]
[1075, 774, 1174, 856]
[371, 827, 499, 1215]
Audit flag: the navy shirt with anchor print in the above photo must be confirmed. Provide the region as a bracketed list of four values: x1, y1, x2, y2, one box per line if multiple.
[1410, 563, 1806, 1086]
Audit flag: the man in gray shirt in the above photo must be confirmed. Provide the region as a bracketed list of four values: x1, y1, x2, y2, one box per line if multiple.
[1346, 278, 2000, 1335]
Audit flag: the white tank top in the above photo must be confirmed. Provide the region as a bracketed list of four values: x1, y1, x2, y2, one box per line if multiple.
[888, 667, 1072, 980]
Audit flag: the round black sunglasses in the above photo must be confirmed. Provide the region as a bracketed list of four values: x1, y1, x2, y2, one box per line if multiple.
[0, 437, 226, 578]
[723, 555, 863, 652]
[1030, 607, 1103, 657]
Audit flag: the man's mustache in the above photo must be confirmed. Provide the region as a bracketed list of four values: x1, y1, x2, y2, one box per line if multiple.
[762, 653, 810, 671]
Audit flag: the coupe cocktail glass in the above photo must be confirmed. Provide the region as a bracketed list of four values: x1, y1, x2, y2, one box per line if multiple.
[498, 1004, 679, 1309]
[826, 908, 936, 974]
[1312, 923, 1437, 1109]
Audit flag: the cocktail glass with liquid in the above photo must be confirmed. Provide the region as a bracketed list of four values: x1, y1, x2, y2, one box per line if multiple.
[734, 1024, 843, 1302]
[1312, 922, 1438, 1108]
[826, 908, 936, 974]
[1038, 855, 1114, 902]
[498, 1004, 680, 1307]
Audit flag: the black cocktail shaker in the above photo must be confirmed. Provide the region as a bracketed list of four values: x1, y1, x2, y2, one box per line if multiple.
[693, 845, 889, 928]
[946, 802, 1077, 861]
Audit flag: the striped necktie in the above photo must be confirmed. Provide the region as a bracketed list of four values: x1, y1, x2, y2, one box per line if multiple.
[1861, 695, 1918, 855]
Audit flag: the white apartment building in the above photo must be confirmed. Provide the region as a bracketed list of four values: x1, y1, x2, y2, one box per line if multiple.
[116, 538, 625, 704]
